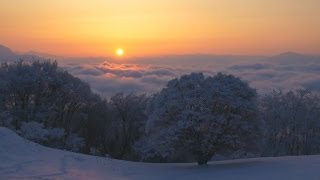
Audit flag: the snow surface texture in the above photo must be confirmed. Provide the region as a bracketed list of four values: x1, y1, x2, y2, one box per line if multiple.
[0, 127, 320, 180]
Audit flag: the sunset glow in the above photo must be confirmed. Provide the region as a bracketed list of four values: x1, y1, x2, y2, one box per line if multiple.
[0, 0, 319, 57]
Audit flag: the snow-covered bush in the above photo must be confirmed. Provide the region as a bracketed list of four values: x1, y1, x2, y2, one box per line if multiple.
[47, 128, 65, 140]
[20, 121, 48, 142]
[20, 121, 67, 147]
[136, 73, 264, 165]
[65, 133, 85, 152]
[0, 111, 12, 127]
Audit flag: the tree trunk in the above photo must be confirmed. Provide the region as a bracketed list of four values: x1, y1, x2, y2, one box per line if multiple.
[196, 153, 211, 165]
[197, 159, 208, 165]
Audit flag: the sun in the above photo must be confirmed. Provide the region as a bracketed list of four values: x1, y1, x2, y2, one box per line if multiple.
[116, 48, 124, 56]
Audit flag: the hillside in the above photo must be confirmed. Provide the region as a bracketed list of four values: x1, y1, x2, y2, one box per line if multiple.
[0, 45, 17, 61]
[0, 127, 319, 180]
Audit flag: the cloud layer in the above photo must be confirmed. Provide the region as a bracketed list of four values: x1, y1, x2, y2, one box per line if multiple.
[61, 53, 320, 97]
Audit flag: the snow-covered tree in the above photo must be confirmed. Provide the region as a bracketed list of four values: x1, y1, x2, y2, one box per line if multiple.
[0, 60, 102, 152]
[261, 89, 320, 156]
[136, 73, 263, 165]
[107, 93, 148, 159]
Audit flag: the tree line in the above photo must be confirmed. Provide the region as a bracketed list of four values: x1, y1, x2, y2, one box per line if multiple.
[0, 60, 320, 165]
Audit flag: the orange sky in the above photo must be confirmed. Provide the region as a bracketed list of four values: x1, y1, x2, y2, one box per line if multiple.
[0, 0, 319, 57]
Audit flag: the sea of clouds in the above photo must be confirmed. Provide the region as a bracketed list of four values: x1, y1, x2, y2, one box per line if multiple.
[2, 44, 319, 98]
[60, 53, 320, 97]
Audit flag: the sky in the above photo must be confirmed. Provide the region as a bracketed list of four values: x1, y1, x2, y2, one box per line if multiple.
[0, 0, 319, 57]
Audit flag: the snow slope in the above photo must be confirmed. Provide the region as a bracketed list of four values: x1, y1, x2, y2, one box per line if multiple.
[0, 127, 320, 180]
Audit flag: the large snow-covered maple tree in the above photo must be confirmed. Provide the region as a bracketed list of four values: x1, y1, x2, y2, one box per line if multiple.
[136, 72, 264, 165]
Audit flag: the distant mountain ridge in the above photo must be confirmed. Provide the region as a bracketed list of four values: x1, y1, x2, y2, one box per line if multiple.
[0, 44, 17, 61]
[0, 45, 66, 63]
[265, 52, 320, 64]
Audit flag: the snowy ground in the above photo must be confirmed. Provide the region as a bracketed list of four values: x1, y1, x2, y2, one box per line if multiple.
[0, 127, 320, 180]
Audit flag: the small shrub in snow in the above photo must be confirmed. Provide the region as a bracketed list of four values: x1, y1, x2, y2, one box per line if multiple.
[0, 111, 12, 127]
[20, 121, 48, 142]
[65, 133, 85, 152]
[47, 128, 65, 140]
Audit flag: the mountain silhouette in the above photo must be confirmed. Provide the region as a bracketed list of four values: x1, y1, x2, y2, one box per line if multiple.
[0, 44, 17, 61]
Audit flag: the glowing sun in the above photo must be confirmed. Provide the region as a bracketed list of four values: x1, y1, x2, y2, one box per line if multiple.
[116, 48, 124, 56]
